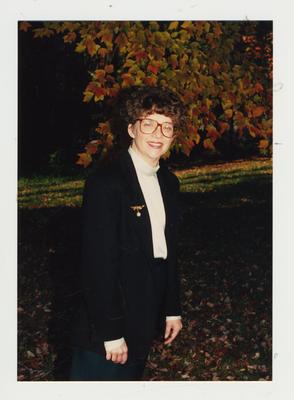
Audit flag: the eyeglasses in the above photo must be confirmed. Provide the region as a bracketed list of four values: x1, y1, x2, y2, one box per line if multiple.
[136, 118, 175, 138]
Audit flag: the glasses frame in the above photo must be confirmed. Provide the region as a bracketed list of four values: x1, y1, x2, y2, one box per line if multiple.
[135, 118, 176, 138]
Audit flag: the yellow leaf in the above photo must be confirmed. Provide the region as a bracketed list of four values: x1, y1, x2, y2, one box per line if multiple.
[75, 42, 86, 53]
[204, 22, 210, 32]
[169, 54, 178, 69]
[225, 109, 233, 118]
[181, 21, 192, 29]
[206, 98, 213, 110]
[195, 133, 201, 144]
[248, 125, 256, 137]
[94, 94, 105, 102]
[168, 21, 179, 30]
[149, 21, 160, 31]
[83, 91, 94, 102]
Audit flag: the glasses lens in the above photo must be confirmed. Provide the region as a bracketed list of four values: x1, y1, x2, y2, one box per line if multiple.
[162, 123, 174, 137]
[140, 119, 157, 133]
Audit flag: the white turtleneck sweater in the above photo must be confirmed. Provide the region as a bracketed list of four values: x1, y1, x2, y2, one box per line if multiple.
[104, 146, 181, 352]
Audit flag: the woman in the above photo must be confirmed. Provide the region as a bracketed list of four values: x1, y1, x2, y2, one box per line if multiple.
[70, 86, 185, 381]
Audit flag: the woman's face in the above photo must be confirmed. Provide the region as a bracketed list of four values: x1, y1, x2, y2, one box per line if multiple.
[127, 113, 175, 167]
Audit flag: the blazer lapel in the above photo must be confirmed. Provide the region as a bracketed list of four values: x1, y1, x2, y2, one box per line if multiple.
[119, 150, 154, 260]
[119, 150, 175, 262]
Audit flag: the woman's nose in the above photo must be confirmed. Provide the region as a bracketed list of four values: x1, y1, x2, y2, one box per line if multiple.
[153, 124, 163, 137]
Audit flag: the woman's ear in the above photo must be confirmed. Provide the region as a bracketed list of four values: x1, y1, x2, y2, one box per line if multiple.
[128, 124, 135, 139]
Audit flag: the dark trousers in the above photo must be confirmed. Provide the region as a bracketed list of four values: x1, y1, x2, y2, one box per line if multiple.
[70, 347, 148, 381]
[69, 258, 168, 381]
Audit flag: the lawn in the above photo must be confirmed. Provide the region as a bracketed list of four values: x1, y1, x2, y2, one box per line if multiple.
[18, 157, 272, 380]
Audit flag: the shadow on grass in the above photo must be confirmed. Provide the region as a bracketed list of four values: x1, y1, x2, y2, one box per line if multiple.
[18, 207, 83, 380]
[18, 173, 272, 381]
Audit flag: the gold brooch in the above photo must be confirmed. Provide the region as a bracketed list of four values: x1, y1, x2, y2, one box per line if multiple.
[130, 205, 145, 217]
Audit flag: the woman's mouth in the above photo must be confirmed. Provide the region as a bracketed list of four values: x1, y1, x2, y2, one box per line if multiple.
[147, 141, 163, 149]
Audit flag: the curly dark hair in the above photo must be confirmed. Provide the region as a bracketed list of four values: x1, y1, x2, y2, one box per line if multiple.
[111, 85, 186, 130]
[108, 85, 187, 149]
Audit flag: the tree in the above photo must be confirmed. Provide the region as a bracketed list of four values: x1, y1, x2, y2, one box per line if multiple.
[20, 20, 272, 166]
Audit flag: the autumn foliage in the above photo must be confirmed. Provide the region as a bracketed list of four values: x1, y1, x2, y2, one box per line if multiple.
[20, 21, 272, 167]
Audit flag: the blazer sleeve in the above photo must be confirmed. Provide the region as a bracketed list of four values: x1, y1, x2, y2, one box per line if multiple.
[164, 172, 183, 316]
[80, 173, 124, 341]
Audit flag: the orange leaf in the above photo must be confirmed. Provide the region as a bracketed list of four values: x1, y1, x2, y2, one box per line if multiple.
[144, 76, 157, 86]
[98, 47, 108, 58]
[203, 138, 215, 150]
[219, 121, 230, 134]
[151, 46, 165, 60]
[99, 29, 113, 45]
[213, 23, 222, 37]
[121, 73, 134, 87]
[108, 86, 121, 97]
[211, 61, 221, 73]
[188, 125, 201, 144]
[63, 32, 77, 43]
[94, 69, 106, 81]
[147, 64, 159, 75]
[85, 140, 100, 154]
[183, 91, 196, 103]
[85, 37, 98, 56]
[33, 27, 54, 38]
[96, 122, 111, 135]
[105, 64, 114, 74]
[254, 82, 264, 93]
[248, 124, 261, 137]
[135, 50, 148, 62]
[19, 22, 32, 32]
[206, 125, 220, 142]
[252, 106, 265, 118]
[86, 83, 106, 100]
[259, 139, 269, 149]
[76, 152, 92, 167]
[114, 32, 128, 50]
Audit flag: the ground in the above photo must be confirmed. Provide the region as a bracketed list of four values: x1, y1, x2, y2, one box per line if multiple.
[18, 157, 272, 380]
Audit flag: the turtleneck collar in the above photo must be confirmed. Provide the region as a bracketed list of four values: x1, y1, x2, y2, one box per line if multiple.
[128, 145, 160, 176]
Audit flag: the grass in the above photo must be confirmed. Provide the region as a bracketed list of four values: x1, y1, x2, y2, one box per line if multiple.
[18, 157, 272, 381]
[18, 158, 271, 208]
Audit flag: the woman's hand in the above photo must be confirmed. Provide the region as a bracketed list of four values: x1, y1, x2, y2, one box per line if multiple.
[105, 341, 128, 364]
[164, 319, 183, 345]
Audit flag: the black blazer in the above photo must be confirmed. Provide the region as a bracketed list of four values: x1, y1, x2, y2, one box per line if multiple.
[70, 149, 182, 360]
